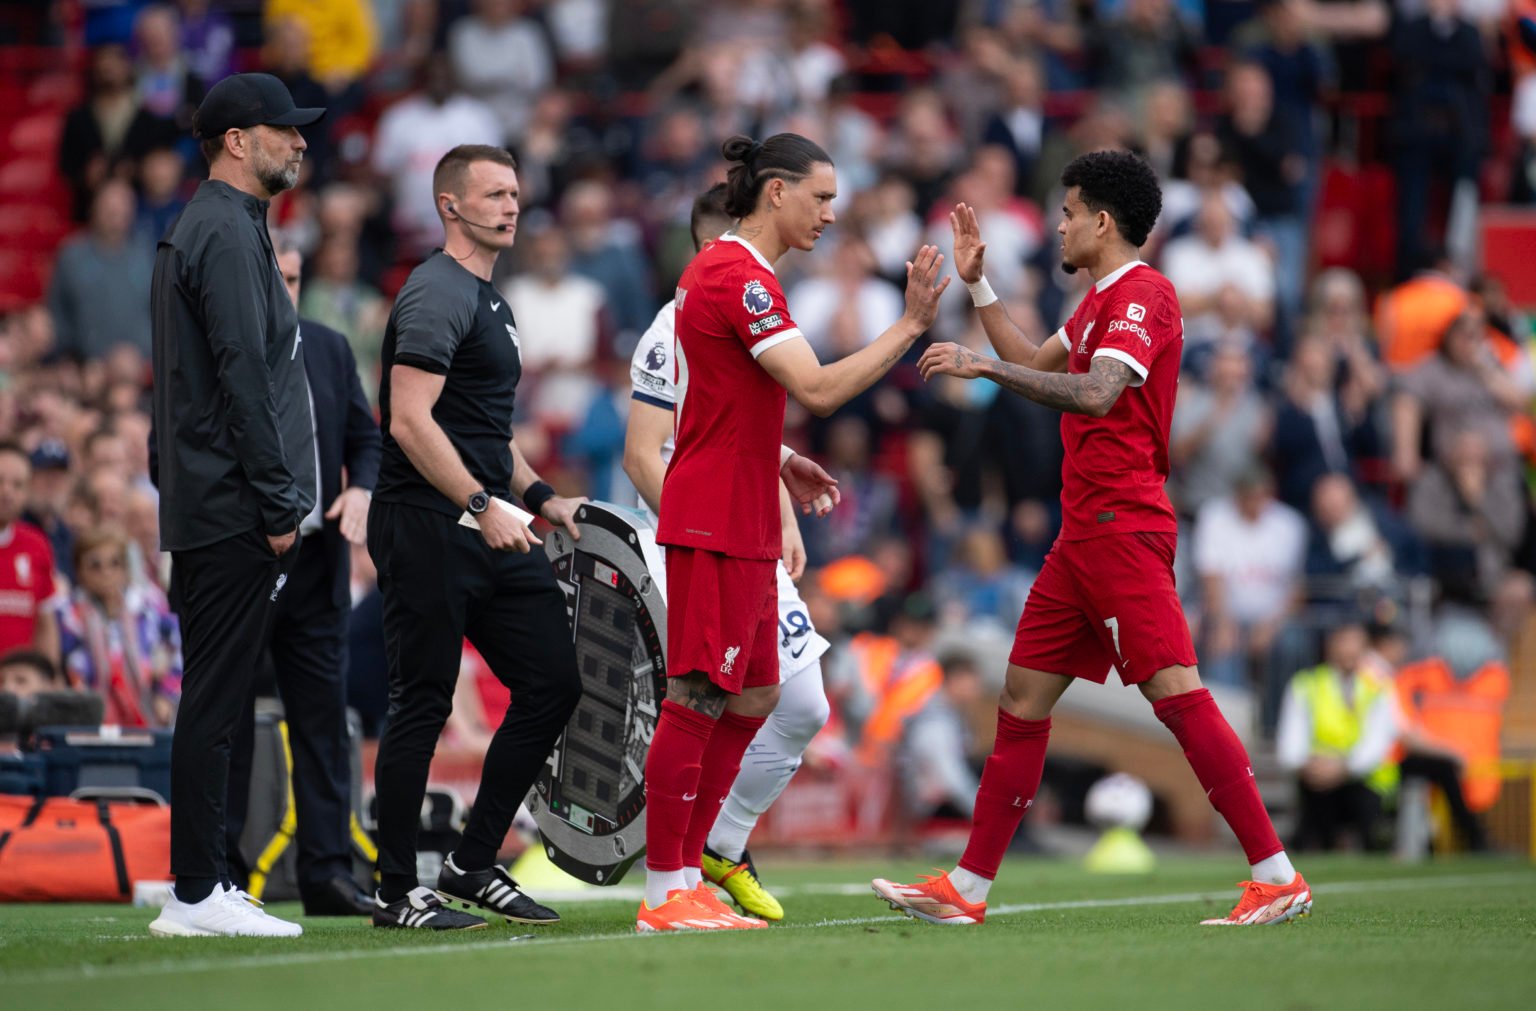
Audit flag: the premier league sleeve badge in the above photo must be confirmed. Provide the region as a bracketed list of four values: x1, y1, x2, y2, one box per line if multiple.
[742, 279, 774, 316]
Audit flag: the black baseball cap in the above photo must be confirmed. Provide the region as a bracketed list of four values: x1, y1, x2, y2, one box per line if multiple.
[192, 73, 325, 139]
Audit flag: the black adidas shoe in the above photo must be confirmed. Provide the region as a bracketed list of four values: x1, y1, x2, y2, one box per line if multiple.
[373, 886, 488, 930]
[436, 853, 561, 924]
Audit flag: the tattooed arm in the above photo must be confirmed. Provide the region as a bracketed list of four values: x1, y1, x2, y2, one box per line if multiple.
[918, 342, 1139, 418]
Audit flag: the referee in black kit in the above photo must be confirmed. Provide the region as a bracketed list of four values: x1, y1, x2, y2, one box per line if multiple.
[369, 145, 584, 930]
[148, 74, 322, 939]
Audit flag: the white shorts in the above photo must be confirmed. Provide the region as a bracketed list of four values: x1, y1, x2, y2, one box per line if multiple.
[774, 562, 829, 682]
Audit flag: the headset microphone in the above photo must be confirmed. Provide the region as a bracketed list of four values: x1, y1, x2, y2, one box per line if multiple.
[447, 202, 513, 233]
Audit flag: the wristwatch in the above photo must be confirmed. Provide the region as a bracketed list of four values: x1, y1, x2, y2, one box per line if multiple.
[467, 490, 491, 515]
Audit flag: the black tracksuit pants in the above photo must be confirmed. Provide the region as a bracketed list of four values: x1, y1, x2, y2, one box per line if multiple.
[225, 534, 353, 893]
[169, 528, 297, 899]
[368, 501, 582, 899]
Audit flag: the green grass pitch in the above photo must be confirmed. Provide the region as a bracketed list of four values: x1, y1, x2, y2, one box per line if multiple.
[2, 855, 1533, 1011]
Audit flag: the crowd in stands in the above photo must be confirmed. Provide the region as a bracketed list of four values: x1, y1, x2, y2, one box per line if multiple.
[2, 0, 1534, 853]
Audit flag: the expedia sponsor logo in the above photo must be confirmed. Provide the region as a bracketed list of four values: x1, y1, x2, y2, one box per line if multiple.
[748, 312, 784, 336]
[1108, 317, 1151, 346]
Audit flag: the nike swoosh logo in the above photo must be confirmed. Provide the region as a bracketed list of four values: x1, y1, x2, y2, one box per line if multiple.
[790, 643, 808, 658]
[490, 300, 502, 311]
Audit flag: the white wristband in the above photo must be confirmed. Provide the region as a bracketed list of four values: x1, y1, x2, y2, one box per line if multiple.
[780, 445, 796, 469]
[966, 276, 998, 308]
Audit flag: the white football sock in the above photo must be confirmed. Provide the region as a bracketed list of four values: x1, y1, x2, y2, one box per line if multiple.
[645, 866, 687, 908]
[948, 866, 993, 905]
[1251, 851, 1297, 886]
[708, 665, 830, 861]
[683, 866, 702, 889]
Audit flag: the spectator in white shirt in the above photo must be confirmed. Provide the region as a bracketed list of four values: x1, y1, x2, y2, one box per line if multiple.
[448, 0, 555, 142]
[1194, 465, 1309, 691]
[504, 219, 607, 428]
[1161, 189, 1276, 350]
[371, 60, 502, 257]
[787, 235, 905, 361]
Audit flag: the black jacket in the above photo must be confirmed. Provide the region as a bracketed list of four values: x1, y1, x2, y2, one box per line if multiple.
[151, 179, 317, 551]
[301, 318, 380, 608]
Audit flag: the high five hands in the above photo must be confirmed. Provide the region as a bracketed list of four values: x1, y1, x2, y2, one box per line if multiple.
[949, 202, 987, 285]
[902, 244, 952, 330]
[921, 204, 990, 382]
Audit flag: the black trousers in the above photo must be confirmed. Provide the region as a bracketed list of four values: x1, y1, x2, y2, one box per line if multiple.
[226, 535, 353, 892]
[1400, 753, 1489, 851]
[169, 528, 296, 890]
[1291, 778, 1384, 853]
[368, 501, 582, 897]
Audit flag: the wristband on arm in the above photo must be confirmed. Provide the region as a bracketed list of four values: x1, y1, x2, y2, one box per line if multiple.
[522, 480, 556, 518]
[967, 275, 998, 308]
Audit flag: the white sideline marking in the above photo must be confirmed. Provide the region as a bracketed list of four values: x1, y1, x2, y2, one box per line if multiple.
[6, 872, 1531, 986]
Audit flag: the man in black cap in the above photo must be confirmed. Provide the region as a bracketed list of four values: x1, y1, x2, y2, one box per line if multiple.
[148, 73, 325, 939]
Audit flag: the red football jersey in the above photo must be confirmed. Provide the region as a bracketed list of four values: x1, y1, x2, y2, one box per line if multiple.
[1050, 261, 1182, 542]
[657, 235, 804, 559]
[0, 521, 57, 655]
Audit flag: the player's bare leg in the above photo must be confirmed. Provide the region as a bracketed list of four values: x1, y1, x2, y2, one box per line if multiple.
[1140, 665, 1311, 925]
[873, 665, 1069, 924]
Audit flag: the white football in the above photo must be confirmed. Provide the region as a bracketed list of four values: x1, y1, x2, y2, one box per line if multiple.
[1085, 773, 1153, 831]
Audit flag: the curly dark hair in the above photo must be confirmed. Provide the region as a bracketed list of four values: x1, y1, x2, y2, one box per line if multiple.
[1060, 151, 1162, 248]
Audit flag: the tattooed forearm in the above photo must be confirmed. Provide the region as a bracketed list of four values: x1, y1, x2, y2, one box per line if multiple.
[980, 355, 1136, 417]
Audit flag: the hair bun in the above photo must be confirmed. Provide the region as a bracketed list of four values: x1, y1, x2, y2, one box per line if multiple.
[721, 135, 761, 166]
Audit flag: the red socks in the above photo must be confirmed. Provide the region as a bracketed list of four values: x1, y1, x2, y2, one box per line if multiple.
[1153, 688, 1282, 864]
[643, 700, 717, 872]
[957, 710, 1051, 880]
[681, 710, 766, 869]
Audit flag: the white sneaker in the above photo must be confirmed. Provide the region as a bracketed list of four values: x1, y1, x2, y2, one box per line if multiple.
[149, 884, 304, 937]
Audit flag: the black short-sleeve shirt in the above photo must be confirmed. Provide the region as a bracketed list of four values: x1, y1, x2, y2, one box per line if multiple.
[375, 252, 523, 515]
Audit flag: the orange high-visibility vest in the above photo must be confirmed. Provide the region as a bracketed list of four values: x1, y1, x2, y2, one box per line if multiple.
[1486, 331, 1536, 463]
[848, 633, 942, 762]
[1394, 658, 1510, 812]
[1375, 274, 1469, 371]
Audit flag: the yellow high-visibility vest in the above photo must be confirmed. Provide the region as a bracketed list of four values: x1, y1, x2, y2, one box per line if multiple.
[1293, 664, 1399, 796]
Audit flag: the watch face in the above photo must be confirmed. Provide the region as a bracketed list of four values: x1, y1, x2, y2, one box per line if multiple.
[469, 492, 489, 513]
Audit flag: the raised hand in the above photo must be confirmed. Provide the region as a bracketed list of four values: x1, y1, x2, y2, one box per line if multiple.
[949, 202, 987, 284]
[902, 245, 952, 331]
[918, 341, 990, 382]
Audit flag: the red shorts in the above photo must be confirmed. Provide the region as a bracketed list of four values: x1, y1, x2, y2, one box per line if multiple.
[1009, 532, 1196, 686]
[666, 546, 779, 694]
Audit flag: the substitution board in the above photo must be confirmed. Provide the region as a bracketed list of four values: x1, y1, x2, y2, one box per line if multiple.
[529, 501, 667, 884]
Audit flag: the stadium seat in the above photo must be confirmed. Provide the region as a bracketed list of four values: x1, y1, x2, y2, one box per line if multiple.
[3, 112, 63, 157]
